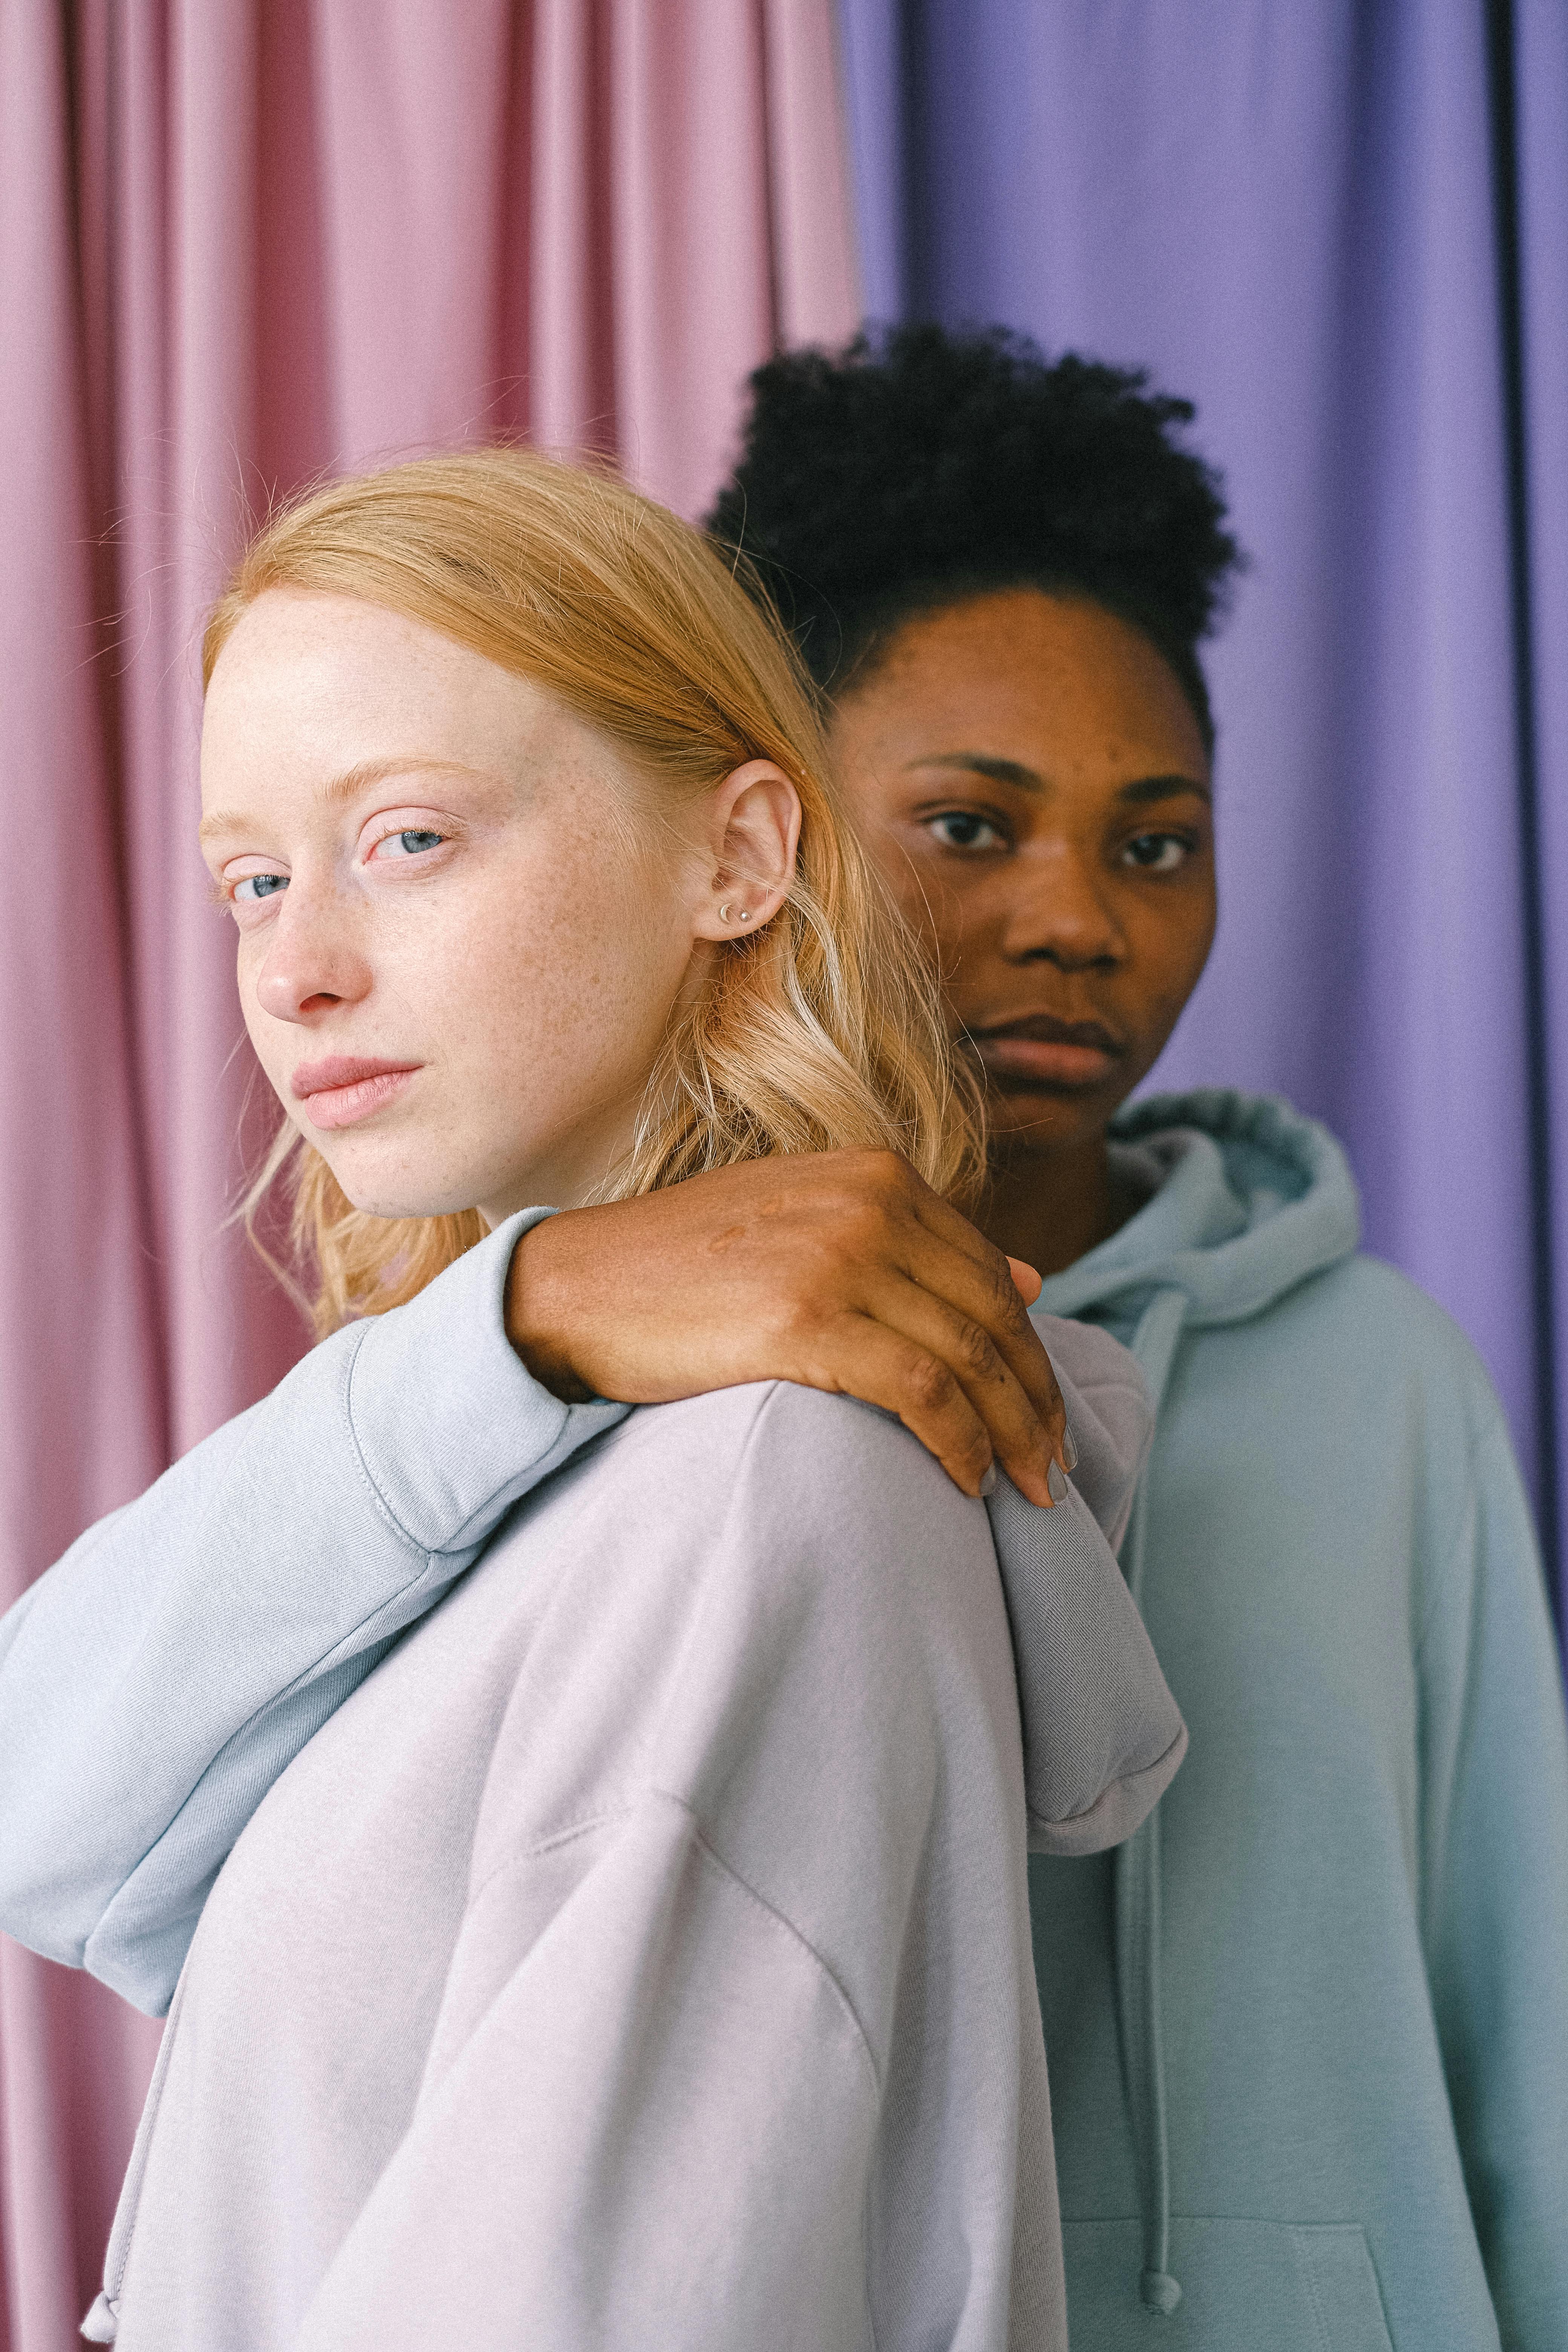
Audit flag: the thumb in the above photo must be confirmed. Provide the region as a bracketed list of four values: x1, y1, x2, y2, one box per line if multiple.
[1006, 1255, 1043, 1308]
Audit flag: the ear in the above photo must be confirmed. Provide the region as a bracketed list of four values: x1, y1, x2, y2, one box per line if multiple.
[690, 759, 802, 943]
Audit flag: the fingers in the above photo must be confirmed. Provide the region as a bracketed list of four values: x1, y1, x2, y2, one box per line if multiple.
[862, 1274, 1061, 1508]
[812, 1317, 1002, 1502]
[891, 1184, 1066, 1477]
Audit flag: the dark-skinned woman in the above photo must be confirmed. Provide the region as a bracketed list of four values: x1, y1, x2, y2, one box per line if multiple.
[6, 329, 1566, 2351]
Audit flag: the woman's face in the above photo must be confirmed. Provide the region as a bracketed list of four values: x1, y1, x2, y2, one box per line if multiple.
[200, 590, 795, 1222]
[830, 588, 1216, 1161]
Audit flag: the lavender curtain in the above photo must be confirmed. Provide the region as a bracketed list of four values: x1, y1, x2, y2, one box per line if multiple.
[0, 7, 858, 2343]
[838, 0, 1568, 1631]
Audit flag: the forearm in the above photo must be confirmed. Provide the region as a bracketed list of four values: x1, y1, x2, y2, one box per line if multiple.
[0, 1210, 626, 2014]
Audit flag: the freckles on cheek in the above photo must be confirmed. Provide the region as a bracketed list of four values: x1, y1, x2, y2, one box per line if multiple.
[465, 878, 647, 1058]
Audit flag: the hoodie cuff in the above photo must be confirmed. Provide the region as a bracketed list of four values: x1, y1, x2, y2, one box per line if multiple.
[345, 1209, 631, 1556]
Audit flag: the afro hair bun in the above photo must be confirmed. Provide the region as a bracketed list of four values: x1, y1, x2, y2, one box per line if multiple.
[706, 324, 1243, 747]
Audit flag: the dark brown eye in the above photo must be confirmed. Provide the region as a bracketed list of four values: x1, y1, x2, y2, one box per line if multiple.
[1122, 833, 1190, 873]
[927, 812, 1005, 851]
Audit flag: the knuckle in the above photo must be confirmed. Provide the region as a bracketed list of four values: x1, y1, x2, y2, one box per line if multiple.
[904, 1352, 959, 1415]
[775, 1293, 833, 1352]
[954, 1317, 1002, 1381]
[852, 1148, 914, 1204]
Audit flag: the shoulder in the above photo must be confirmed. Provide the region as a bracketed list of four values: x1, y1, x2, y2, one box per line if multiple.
[1246, 1251, 1507, 1438]
[640, 1378, 983, 1528]
[591, 1380, 994, 1605]
[549, 1383, 1003, 1712]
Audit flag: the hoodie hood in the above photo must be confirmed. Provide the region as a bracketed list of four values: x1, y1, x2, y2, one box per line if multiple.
[1032, 1088, 1361, 1338]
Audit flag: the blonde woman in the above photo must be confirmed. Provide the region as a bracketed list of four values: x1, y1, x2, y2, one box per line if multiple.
[1, 453, 1182, 2352]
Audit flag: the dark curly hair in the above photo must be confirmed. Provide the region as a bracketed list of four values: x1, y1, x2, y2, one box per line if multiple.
[706, 325, 1243, 753]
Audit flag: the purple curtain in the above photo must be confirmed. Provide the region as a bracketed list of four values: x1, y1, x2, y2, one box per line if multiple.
[837, 0, 1568, 1631]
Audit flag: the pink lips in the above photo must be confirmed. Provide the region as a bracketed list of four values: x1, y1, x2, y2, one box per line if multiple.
[290, 1056, 422, 1132]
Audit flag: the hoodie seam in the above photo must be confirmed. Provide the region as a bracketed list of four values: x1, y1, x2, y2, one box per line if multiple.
[464, 1789, 882, 2104]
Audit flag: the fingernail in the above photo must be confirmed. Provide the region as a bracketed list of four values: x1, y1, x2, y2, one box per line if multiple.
[1060, 1424, 1078, 1472]
[1046, 1459, 1069, 1505]
[978, 1464, 998, 1498]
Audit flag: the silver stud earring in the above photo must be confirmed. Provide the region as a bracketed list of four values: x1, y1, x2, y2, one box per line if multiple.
[719, 902, 732, 921]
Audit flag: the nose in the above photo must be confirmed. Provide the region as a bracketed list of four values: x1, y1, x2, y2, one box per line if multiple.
[1000, 841, 1126, 972]
[252, 884, 375, 1025]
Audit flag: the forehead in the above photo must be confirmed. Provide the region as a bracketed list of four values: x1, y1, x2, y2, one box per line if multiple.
[839, 588, 1209, 787]
[199, 590, 565, 805]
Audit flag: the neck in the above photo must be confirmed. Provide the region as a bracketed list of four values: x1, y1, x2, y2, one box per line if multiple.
[979, 1122, 1138, 1278]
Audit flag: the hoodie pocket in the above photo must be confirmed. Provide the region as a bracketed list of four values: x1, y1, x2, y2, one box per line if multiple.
[1062, 2218, 1394, 2351]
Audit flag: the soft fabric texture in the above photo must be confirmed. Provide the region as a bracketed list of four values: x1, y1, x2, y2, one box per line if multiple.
[0, 1212, 1166, 2017]
[0, 1208, 1183, 2346]
[71, 1375, 1178, 2352]
[1029, 1088, 1568, 2352]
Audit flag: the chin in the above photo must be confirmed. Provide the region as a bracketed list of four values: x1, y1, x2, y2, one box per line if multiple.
[985, 1085, 1110, 1155]
[307, 1140, 488, 1223]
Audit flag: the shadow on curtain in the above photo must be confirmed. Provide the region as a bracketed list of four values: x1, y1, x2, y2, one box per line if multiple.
[0, 3, 857, 2343]
[839, 0, 1568, 1634]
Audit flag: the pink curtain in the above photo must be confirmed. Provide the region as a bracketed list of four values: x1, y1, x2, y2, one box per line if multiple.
[0, 5, 858, 2343]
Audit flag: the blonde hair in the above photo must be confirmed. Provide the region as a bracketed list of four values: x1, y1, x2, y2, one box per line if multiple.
[206, 449, 983, 1336]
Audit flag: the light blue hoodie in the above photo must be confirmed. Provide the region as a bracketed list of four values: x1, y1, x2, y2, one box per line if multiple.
[1030, 1089, 1568, 2352]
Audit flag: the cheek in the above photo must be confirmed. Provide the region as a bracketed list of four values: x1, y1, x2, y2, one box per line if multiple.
[1126, 886, 1217, 1040]
[864, 828, 982, 968]
[449, 836, 692, 1071]
[1153, 881, 1217, 989]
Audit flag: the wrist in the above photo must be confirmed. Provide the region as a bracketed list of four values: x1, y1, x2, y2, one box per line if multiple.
[503, 1214, 598, 1403]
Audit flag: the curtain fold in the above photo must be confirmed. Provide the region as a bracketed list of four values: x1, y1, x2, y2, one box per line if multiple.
[0, 5, 857, 2342]
[1516, 0, 1568, 1626]
[838, 0, 1567, 1629]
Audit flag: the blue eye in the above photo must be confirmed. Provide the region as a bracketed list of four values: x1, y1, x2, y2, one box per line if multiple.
[927, 812, 1006, 851]
[374, 828, 447, 859]
[234, 873, 288, 902]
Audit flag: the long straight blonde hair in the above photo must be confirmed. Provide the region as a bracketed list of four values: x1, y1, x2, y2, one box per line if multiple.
[206, 448, 984, 1336]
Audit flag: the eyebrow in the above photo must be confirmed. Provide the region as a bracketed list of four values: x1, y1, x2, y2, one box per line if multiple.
[913, 752, 1212, 807]
[198, 756, 491, 844]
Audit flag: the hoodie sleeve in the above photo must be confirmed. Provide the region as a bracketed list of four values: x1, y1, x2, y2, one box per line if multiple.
[1418, 1407, 1568, 2352]
[990, 1314, 1185, 1856]
[0, 1245, 1172, 2018]
[0, 1211, 628, 2016]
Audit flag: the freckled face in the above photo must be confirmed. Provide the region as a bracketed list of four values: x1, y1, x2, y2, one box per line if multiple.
[830, 589, 1217, 1158]
[199, 590, 714, 1222]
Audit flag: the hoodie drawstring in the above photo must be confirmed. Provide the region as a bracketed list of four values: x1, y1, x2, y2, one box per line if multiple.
[1115, 1285, 1189, 2317]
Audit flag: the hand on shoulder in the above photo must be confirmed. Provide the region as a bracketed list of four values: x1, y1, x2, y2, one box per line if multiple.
[503, 1151, 1068, 1508]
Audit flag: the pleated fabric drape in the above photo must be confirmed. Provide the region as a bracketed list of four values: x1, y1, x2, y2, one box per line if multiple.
[0, 6, 858, 2342]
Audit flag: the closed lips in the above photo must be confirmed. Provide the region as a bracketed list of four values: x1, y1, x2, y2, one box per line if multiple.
[968, 1018, 1126, 1090]
[291, 1059, 421, 1130]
